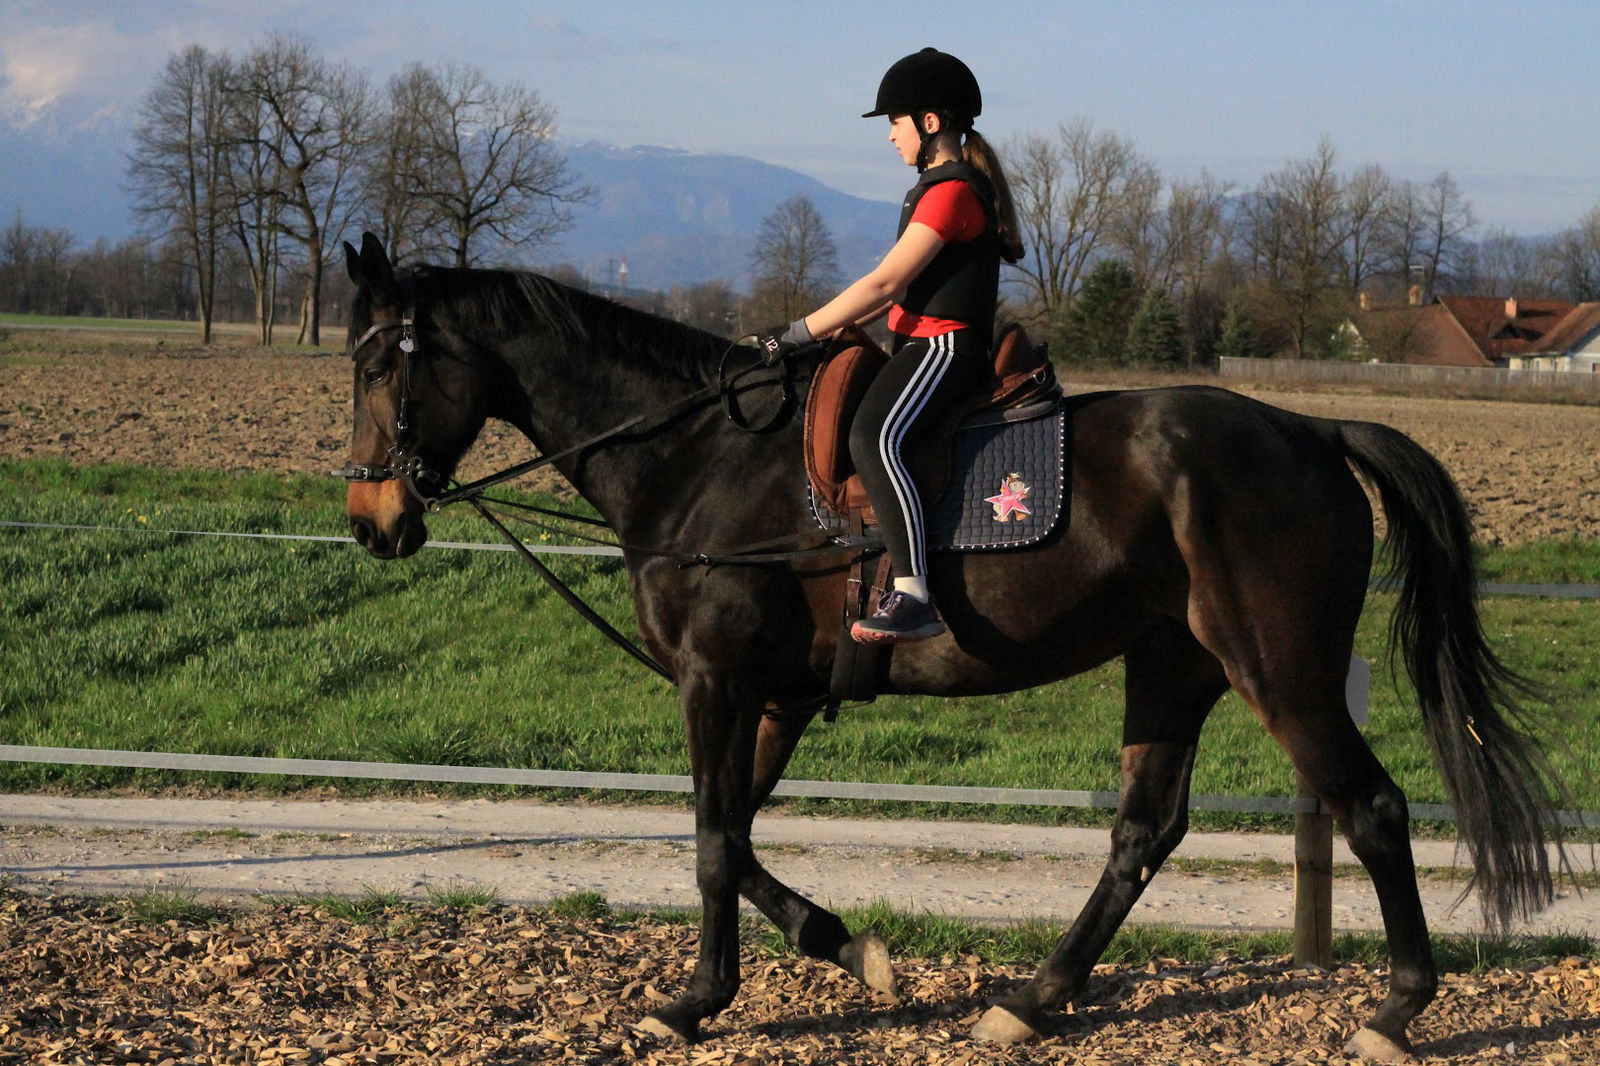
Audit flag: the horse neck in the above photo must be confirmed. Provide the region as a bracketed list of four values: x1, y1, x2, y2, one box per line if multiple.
[494, 329, 787, 540]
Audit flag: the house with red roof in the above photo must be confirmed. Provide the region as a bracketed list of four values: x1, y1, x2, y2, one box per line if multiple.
[1506, 302, 1600, 373]
[1346, 294, 1600, 370]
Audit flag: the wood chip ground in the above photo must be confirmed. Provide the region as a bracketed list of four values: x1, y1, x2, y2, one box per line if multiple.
[2, 894, 1596, 1064]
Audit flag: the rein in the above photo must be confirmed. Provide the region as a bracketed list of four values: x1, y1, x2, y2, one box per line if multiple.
[336, 308, 880, 683]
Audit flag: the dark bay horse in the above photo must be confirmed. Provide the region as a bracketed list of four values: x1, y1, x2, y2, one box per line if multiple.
[339, 233, 1565, 1058]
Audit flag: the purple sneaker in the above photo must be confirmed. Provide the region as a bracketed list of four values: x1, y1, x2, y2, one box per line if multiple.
[850, 590, 946, 644]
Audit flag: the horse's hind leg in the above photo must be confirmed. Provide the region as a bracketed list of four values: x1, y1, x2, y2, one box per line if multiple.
[1264, 700, 1437, 1061]
[737, 711, 899, 1000]
[976, 626, 1227, 1042]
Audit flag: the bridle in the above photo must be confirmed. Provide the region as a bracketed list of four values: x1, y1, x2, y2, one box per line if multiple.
[333, 308, 450, 502]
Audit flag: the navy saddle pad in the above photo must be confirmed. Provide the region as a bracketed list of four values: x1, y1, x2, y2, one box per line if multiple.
[810, 397, 1067, 551]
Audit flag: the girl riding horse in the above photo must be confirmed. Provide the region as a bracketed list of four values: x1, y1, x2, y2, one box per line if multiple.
[758, 48, 1025, 643]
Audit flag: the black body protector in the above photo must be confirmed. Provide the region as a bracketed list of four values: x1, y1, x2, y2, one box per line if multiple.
[896, 161, 1002, 343]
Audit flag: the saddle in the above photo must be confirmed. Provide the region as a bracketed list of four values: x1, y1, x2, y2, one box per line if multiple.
[803, 322, 1060, 522]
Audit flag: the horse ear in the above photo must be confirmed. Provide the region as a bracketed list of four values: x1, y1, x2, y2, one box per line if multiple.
[346, 231, 397, 297]
[343, 240, 363, 286]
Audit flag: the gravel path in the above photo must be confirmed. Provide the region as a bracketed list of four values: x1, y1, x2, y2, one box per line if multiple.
[3, 794, 1592, 938]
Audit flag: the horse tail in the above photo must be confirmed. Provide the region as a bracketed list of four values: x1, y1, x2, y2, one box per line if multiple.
[1334, 418, 1568, 930]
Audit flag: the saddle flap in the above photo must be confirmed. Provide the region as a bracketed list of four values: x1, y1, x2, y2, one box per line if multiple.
[804, 328, 888, 515]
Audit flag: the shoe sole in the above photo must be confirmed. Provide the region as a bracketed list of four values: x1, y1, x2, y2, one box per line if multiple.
[849, 620, 946, 645]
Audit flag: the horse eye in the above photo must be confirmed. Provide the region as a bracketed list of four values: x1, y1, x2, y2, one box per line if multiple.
[362, 365, 389, 388]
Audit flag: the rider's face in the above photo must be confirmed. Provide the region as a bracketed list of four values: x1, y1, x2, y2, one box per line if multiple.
[888, 113, 929, 167]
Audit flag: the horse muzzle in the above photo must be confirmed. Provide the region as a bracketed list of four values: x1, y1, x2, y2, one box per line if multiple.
[346, 479, 428, 559]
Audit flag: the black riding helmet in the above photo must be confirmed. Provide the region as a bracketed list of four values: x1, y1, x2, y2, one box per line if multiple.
[862, 47, 981, 119]
[863, 48, 981, 171]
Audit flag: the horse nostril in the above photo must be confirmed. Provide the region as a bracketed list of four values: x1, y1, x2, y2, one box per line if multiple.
[350, 515, 380, 551]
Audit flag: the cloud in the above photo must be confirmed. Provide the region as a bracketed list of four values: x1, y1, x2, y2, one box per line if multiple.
[0, 19, 124, 115]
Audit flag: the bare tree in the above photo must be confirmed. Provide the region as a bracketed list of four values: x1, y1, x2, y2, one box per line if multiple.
[1550, 203, 1600, 302]
[218, 62, 288, 344]
[1415, 172, 1476, 297]
[233, 33, 371, 345]
[379, 62, 589, 268]
[364, 64, 439, 264]
[1237, 138, 1347, 357]
[1375, 179, 1426, 299]
[1463, 227, 1561, 300]
[127, 44, 229, 342]
[1340, 163, 1391, 292]
[1005, 119, 1156, 322]
[749, 196, 840, 323]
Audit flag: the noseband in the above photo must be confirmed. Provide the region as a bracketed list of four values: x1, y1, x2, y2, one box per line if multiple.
[334, 309, 448, 502]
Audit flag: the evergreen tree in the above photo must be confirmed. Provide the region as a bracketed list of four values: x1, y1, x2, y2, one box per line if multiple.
[1124, 285, 1185, 367]
[1056, 259, 1140, 364]
[1214, 299, 1259, 362]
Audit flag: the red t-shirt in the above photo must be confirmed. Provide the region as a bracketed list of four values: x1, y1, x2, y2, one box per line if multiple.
[888, 180, 989, 338]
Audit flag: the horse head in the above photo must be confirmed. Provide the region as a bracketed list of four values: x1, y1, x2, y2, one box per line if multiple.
[340, 232, 490, 559]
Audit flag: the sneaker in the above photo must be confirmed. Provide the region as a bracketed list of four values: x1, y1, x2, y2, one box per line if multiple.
[850, 590, 946, 644]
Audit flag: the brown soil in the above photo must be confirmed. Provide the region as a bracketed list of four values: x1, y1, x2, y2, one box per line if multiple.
[3, 892, 1598, 1066]
[5, 340, 1600, 543]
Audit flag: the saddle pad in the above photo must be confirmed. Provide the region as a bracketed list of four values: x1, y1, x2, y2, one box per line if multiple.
[810, 400, 1067, 552]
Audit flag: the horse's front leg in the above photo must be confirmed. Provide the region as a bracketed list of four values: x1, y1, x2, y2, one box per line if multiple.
[739, 711, 899, 1000]
[632, 669, 760, 1044]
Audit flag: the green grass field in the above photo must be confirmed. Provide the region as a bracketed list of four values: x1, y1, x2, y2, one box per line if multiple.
[2, 459, 1597, 825]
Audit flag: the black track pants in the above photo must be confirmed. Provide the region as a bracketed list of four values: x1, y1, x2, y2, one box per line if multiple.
[848, 330, 986, 579]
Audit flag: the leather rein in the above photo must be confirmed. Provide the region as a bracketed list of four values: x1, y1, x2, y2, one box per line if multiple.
[334, 310, 879, 683]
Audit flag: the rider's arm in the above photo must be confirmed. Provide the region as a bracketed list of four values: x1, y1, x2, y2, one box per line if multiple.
[797, 222, 945, 339]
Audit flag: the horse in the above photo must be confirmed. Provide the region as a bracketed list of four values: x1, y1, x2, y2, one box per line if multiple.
[338, 232, 1566, 1057]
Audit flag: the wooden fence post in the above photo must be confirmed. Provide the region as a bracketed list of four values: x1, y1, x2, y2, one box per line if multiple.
[1292, 655, 1370, 969]
[1293, 771, 1334, 968]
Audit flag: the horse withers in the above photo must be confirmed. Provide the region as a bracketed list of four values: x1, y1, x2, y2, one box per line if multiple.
[339, 232, 1568, 1057]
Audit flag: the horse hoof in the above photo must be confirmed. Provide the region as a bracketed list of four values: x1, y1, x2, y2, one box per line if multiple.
[972, 1004, 1038, 1044]
[850, 932, 901, 1003]
[1344, 1027, 1413, 1062]
[630, 1015, 690, 1044]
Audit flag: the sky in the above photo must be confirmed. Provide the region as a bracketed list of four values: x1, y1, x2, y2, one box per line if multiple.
[4, 0, 1600, 235]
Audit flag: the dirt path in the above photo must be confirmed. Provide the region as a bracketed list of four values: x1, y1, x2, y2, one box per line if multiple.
[3, 794, 1593, 939]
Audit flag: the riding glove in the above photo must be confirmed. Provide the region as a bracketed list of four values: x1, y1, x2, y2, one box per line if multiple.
[754, 318, 814, 365]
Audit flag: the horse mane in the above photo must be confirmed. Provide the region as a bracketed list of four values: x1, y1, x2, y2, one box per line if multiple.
[402, 265, 732, 385]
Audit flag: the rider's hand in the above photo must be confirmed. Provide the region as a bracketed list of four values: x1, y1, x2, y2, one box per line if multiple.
[754, 318, 814, 366]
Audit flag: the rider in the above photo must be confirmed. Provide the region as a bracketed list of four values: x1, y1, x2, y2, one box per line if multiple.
[757, 48, 1024, 643]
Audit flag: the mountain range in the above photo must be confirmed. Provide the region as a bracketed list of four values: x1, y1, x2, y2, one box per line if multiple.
[1, 102, 897, 292]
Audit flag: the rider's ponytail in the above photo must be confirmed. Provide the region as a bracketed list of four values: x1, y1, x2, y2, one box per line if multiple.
[962, 129, 1024, 264]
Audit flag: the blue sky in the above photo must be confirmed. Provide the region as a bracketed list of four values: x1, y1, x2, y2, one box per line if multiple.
[4, 0, 1599, 233]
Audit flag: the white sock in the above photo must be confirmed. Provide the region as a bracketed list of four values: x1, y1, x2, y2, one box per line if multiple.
[893, 575, 930, 602]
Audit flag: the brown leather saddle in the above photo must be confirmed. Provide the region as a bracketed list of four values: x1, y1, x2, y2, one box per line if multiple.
[803, 322, 1060, 523]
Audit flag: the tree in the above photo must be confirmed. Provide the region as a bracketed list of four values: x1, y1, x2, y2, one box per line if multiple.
[1550, 203, 1600, 302]
[749, 196, 839, 323]
[218, 62, 288, 343]
[1340, 163, 1391, 292]
[378, 62, 589, 267]
[1462, 228, 1560, 301]
[1124, 285, 1185, 367]
[669, 280, 740, 336]
[1415, 172, 1476, 297]
[1214, 298, 1260, 362]
[1237, 138, 1347, 357]
[233, 33, 371, 345]
[127, 44, 230, 342]
[1005, 119, 1157, 323]
[1056, 258, 1140, 364]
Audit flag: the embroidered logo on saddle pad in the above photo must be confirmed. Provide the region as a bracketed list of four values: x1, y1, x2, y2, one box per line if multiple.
[811, 400, 1067, 552]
